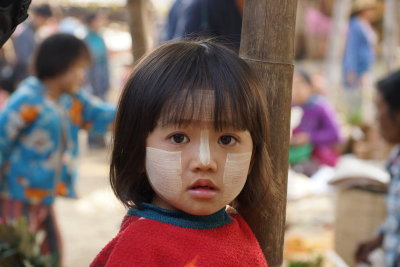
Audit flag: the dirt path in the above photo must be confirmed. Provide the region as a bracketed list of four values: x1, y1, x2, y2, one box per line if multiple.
[55, 143, 126, 267]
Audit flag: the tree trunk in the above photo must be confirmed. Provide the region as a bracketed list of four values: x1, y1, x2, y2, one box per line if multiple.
[126, 0, 156, 64]
[383, 0, 399, 72]
[239, 1, 297, 266]
[325, 0, 351, 108]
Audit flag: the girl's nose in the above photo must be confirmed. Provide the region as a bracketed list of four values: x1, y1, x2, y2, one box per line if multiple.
[190, 130, 217, 172]
[199, 130, 210, 165]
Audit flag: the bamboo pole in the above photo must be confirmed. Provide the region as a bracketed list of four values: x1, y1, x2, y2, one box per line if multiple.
[239, 1, 297, 266]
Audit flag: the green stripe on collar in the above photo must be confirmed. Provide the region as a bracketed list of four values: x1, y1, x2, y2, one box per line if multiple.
[127, 203, 232, 230]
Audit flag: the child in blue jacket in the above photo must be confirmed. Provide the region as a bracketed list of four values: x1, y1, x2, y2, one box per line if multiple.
[0, 33, 115, 263]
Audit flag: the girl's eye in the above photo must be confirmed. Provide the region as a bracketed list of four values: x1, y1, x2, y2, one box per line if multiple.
[218, 135, 238, 146]
[170, 133, 189, 144]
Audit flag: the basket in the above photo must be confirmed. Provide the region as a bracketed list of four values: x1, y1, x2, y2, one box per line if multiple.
[334, 188, 386, 266]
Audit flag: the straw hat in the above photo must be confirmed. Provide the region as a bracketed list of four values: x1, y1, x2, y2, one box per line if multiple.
[351, 0, 377, 14]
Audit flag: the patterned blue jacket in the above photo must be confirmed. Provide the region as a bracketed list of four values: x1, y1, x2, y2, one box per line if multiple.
[0, 77, 115, 205]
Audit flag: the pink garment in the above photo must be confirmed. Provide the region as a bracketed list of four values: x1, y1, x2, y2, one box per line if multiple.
[312, 146, 339, 167]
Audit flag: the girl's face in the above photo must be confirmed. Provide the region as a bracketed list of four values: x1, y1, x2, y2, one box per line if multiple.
[375, 92, 400, 144]
[58, 58, 88, 95]
[145, 121, 253, 215]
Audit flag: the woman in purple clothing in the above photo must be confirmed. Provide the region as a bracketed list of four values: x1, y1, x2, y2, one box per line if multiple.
[290, 70, 341, 176]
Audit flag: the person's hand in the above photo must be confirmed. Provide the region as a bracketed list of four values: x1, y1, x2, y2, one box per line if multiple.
[355, 234, 383, 264]
[290, 132, 310, 146]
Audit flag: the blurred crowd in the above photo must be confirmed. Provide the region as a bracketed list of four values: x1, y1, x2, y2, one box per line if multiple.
[0, 3, 117, 265]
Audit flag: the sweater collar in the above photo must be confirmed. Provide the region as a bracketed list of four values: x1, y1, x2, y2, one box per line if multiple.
[127, 203, 232, 230]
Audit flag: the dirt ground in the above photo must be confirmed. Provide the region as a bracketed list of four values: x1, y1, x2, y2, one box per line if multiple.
[55, 137, 126, 267]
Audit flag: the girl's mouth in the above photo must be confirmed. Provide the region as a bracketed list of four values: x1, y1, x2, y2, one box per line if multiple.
[188, 179, 218, 199]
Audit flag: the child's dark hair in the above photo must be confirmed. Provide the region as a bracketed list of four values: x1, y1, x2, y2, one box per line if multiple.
[32, 4, 53, 18]
[32, 33, 91, 80]
[295, 68, 312, 85]
[110, 39, 273, 210]
[376, 70, 400, 117]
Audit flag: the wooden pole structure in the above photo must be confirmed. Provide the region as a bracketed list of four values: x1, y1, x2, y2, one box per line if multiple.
[126, 0, 156, 64]
[383, 0, 400, 72]
[239, 1, 297, 266]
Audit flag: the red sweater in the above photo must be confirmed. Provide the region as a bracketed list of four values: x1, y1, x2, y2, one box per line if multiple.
[91, 204, 268, 267]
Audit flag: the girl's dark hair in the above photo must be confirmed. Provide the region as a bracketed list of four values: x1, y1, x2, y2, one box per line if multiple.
[376, 70, 400, 116]
[111, 39, 273, 210]
[32, 33, 91, 80]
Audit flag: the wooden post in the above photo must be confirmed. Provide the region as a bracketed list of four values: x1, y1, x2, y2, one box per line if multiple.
[126, 0, 156, 64]
[383, 0, 399, 72]
[239, 1, 297, 266]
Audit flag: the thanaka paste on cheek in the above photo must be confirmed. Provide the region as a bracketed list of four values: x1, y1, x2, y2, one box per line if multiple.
[199, 130, 211, 165]
[222, 152, 252, 203]
[145, 147, 182, 196]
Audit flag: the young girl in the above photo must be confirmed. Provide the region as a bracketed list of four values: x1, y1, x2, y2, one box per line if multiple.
[0, 33, 115, 264]
[355, 70, 400, 267]
[91, 40, 273, 266]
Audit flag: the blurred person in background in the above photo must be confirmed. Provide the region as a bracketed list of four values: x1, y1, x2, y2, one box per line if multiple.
[11, 4, 53, 89]
[355, 70, 400, 267]
[83, 12, 110, 101]
[164, 0, 244, 52]
[163, 0, 184, 41]
[342, 0, 377, 123]
[0, 33, 115, 264]
[290, 70, 341, 177]
[83, 11, 111, 149]
[0, 48, 14, 110]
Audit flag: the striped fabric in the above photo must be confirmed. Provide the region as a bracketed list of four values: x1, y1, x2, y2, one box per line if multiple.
[381, 145, 400, 267]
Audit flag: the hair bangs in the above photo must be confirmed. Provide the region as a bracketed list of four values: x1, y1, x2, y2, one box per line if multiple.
[158, 77, 257, 133]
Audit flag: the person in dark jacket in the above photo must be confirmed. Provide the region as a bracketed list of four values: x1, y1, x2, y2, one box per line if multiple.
[164, 0, 244, 52]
